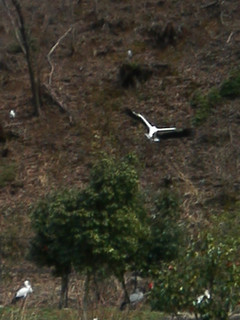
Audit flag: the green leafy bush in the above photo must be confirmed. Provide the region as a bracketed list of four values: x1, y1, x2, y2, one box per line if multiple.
[151, 212, 240, 320]
[219, 71, 240, 99]
[191, 88, 221, 126]
[7, 42, 22, 54]
[80, 154, 150, 278]
[0, 160, 17, 187]
[146, 189, 183, 273]
[191, 69, 240, 125]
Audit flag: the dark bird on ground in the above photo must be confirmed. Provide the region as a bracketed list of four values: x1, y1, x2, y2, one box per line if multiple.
[11, 280, 33, 304]
[125, 108, 193, 142]
[120, 288, 145, 310]
[120, 282, 154, 311]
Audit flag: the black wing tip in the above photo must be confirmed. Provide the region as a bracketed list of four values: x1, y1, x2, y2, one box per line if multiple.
[124, 107, 133, 115]
[158, 128, 194, 139]
[124, 108, 136, 116]
[124, 108, 140, 120]
[179, 128, 194, 136]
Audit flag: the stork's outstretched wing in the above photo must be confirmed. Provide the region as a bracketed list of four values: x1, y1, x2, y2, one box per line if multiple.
[157, 128, 193, 140]
[125, 108, 152, 129]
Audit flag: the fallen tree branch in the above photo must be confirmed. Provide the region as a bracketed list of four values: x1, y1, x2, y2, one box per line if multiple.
[47, 26, 72, 85]
[226, 31, 234, 43]
[200, 0, 218, 9]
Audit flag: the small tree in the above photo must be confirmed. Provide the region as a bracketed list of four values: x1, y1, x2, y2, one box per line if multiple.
[29, 189, 82, 308]
[74, 154, 150, 313]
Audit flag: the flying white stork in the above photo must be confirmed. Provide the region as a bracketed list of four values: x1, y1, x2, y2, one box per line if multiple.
[125, 108, 193, 142]
[11, 280, 33, 304]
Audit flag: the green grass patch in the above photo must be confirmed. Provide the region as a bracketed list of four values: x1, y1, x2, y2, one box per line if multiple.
[0, 159, 17, 188]
[0, 306, 78, 320]
[191, 68, 240, 126]
[0, 306, 168, 320]
[89, 84, 124, 110]
[7, 42, 22, 54]
[219, 70, 240, 99]
[191, 87, 221, 126]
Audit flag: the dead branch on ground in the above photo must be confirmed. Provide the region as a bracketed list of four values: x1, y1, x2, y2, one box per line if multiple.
[226, 31, 234, 43]
[47, 27, 72, 85]
[200, 0, 219, 9]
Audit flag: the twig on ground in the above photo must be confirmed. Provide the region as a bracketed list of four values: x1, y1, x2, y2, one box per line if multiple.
[200, 0, 218, 9]
[226, 31, 234, 43]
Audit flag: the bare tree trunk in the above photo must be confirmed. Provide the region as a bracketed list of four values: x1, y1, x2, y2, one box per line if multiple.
[93, 273, 101, 304]
[59, 273, 69, 309]
[10, 0, 41, 116]
[120, 275, 130, 304]
[82, 272, 90, 320]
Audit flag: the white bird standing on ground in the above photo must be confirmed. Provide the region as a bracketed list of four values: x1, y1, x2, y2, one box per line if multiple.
[9, 110, 16, 119]
[129, 289, 144, 303]
[11, 280, 33, 304]
[125, 108, 193, 142]
[196, 289, 211, 304]
[127, 50, 133, 59]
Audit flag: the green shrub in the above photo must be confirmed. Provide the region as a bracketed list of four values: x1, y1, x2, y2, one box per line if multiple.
[7, 42, 22, 54]
[219, 72, 240, 99]
[207, 87, 221, 106]
[147, 189, 183, 269]
[0, 160, 17, 187]
[191, 68, 240, 125]
[191, 90, 211, 125]
[151, 218, 240, 320]
[191, 87, 221, 126]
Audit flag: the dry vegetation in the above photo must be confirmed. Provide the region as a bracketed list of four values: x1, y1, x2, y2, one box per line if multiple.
[0, 0, 240, 314]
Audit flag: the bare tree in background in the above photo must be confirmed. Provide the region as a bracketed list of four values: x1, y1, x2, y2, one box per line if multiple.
[2, 0, 41, 116]
[2, 0, 77, 122]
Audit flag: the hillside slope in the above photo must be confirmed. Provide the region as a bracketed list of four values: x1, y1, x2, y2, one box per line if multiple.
[0, 0, 240, 306]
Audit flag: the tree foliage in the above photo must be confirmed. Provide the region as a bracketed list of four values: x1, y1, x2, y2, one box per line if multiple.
[151, 210, 240, 320]
[78, 154, 149, 279]
[29, 189, 80, 275]
[29, 189, 82, 308]
[29, 154, 149, 309]
[146, 189, 183, 274]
